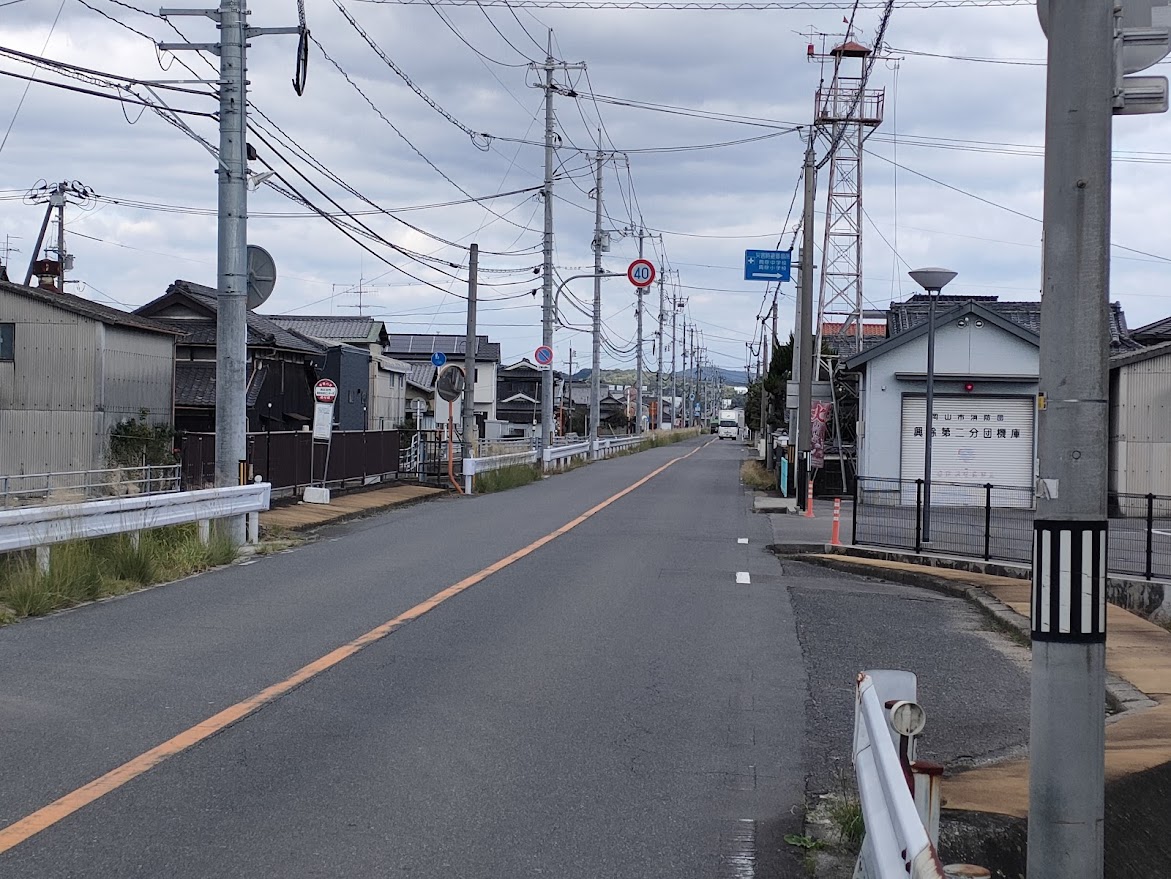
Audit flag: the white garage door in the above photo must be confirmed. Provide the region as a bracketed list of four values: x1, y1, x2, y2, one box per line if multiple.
[901, 395, 1034, 506]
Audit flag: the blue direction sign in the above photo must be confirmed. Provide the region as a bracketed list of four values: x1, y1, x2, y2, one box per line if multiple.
[431, 351, 446, 367]
[744, 249, 792, 282]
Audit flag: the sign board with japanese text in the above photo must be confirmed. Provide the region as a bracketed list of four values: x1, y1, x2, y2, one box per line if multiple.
[744, 250, 792, 282]
[899, 395, 1035, 508]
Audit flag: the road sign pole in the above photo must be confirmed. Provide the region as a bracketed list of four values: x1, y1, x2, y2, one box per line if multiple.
[463, 243, 478, 467]
[1029, 0, 1112, 873]
[636, 228, 645, 435]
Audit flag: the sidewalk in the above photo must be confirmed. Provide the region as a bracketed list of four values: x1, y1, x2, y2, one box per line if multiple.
[784, 545, 1171, 820]
[260, 483, 446, 533]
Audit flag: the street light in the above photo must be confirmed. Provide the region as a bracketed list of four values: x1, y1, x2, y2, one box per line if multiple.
[908, 267, 957, 544]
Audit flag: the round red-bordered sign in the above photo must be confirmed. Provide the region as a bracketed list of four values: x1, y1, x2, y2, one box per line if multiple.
[627, 258, 656, 288]
[313, 379, 338, 404]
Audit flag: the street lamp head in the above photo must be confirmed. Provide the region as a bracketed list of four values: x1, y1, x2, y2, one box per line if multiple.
[908, 267, 958, 293]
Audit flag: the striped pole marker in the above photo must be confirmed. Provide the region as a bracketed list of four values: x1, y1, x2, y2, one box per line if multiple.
[804, 481, 815, 518]
[830, 498, 841, 545]
[1031, 520, 1107, 642]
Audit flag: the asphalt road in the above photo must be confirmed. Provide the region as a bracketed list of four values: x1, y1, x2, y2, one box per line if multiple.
[0, 438, 810, 878]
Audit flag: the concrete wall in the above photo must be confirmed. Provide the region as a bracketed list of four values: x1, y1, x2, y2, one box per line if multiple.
[857, 319, 1039, 480]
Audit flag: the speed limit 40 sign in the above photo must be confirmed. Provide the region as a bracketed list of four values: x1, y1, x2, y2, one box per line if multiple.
[627, 258, 656, 288]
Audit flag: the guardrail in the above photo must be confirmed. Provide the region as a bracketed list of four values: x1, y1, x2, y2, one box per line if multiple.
[0, 465, 181, 509]
[853, 670, 948, 879]
[0, 483, 272, 573]
[462, 449, 541, 493]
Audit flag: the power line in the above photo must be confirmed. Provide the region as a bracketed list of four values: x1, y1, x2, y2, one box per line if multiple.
[353, 0, 1029, 7]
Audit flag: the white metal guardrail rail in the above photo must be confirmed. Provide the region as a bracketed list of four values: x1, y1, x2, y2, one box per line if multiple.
[854, 670, 950, 879]
[462, 449, 541, 493]
[0, 465, 182, 509]
[0, 483, 272, 572]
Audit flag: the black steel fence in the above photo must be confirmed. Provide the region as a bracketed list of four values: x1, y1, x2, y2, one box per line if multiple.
[853, 476, 1171, 581]
[180, 429, 402, 497]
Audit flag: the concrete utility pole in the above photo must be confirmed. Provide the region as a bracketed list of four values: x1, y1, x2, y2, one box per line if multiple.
[679, 316, 683, 426]
[636, 227, 645, 434]
[796, 131, 817, 507]
[765, 297, 778, 469]
[533, 33, 586, 448]
[161, 1, 296, 544]
[657, 273, 665, 429]
[1028, 0, 1114, 872]
[463, 243, 478, 464]
[670, 296, 679, 427]
[760, 315, 770, 454]
[590, 145, 604, 452]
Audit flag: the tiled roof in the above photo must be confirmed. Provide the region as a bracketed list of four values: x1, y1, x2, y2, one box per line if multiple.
[0, 279, 177, 336]
[885, 294, 1140, 351]
[266, 315, 387, 345]
[175, 361, 265, 408]
[1133, 316, 1171, 343]
[138, 281, 325, 355]
[386, 333, 501, 362]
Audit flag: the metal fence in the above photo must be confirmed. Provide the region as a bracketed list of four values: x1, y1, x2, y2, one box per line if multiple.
[180, 430, 402, 497]
[0, 465, 181, 509]
[854, 476, 1171, 580]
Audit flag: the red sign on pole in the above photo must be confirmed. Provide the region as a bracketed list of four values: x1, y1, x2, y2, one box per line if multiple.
[313, 379, 338, 404]
[627, 258, 656, 287]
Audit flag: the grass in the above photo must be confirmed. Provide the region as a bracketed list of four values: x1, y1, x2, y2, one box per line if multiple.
[475, 463, 541, 493]
[827, 793, 864, 845]
[0, 523, 239, 623]
[740, 459, 778, 491]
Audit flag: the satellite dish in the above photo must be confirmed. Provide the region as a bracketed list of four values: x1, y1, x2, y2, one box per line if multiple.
[246, 244, 277, 310]
[436, 365, 466, 402]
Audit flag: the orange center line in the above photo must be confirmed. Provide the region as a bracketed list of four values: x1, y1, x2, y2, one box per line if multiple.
[0, 440, 711, 856]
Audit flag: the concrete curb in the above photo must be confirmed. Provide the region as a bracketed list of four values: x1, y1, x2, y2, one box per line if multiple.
[769, 545, 1158, 718]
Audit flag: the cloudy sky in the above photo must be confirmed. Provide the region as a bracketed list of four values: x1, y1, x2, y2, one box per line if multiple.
[2, 0, 1170, 378]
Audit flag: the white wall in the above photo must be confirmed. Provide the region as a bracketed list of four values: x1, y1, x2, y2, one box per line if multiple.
[857, 319, 1039, 481]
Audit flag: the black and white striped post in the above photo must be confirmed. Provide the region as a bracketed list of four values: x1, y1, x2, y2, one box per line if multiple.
[1031, 522, 1108, 642]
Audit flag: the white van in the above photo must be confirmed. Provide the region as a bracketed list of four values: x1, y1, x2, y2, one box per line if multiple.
[717, 418, 739, 440]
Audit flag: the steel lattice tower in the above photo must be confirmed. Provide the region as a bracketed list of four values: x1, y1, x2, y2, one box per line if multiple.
[813, 41, 884, 369]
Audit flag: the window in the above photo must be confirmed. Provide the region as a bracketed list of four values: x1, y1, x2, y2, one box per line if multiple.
[0, 323, 12, 362]
[474, 368, 479, 383]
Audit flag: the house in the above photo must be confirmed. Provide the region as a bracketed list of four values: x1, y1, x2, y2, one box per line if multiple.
[1110, 340, 1171, 500]
[267, 315, 409, 430]
[561, 386, 630, 434]
[386, 334, 500, 437]
[844, 294, 1142, 502]
[135, 280, 324, 433]
[0, 270, 176, 475]
[496, 359, 564, 439]
[844, 299, 1041, 500]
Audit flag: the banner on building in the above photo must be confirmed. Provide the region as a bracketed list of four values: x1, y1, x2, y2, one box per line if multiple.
[810, 401, 833, 469]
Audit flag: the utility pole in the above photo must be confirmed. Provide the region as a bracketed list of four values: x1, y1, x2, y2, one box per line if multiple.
[463, 243, 478, 466]
[1028, 0, 1114, 871]
[590, 144, 605, 452]
[565, 348, 574, 433]
[670, 295, 679, 428]
[657, 273, 665, 430]
[693, 326, 700, 424]
[636, 228, 645, 434]
[765, 297, 779, 469]
[795, 130, 817, 508]
[532, 33, 586, 448]
[761, 312, 771, 465]
[679, 313, 683, 428]
[160, 2, 298, 544]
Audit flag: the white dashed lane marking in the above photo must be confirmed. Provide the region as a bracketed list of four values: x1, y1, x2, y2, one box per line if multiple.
[737, 538, 748, 544]
[736, 572, 751, 585]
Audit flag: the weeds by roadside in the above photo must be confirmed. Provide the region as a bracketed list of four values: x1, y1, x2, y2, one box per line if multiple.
[740, 459, 778, 491]
[475, 463, 541, 493]
[0, 524, 239, 623]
